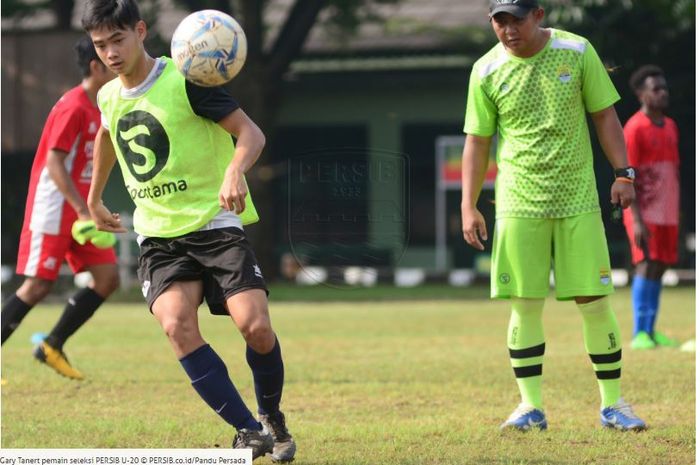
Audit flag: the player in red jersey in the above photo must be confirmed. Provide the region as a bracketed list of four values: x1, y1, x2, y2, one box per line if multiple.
[1, 36, 119, 380]
[623, 65, 681, 350]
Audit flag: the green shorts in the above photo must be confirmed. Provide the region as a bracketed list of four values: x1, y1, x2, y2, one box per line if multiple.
[491, 211, 614, 300]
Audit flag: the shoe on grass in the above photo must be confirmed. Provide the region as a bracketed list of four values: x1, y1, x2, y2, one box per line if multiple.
[260, 411, 296, 463]
[630, 331, 655, 350]
[652, 331, 680, 348]
[232, 425, 274, 460]
[500, 403, 547, 431]
[601, 398, 647, 431]
[33, 342, 84, 380]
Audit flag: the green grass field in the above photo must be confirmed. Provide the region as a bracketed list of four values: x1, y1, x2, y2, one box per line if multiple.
[1, 286, 695, 464]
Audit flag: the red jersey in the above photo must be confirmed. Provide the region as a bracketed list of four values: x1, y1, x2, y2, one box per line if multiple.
[22, 85, 100, 236]
[622, 110, 680, 226]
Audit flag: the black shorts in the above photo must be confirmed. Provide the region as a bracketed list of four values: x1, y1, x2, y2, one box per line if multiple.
[137, 227, 268, 315]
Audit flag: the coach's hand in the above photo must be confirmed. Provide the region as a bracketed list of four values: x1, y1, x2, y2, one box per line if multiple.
[611, 179, 635, 209]
[88, 201, 127, 233]
[220, 166, 247, 214]
[462, 206, 488, 251]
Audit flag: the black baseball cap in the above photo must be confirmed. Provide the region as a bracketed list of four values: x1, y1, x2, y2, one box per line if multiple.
[489, 0, 540, 18]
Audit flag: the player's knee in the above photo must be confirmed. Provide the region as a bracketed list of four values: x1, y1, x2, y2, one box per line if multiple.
[93, 271, 120, 297]
[160, 315, 199, 347]
[17, 278, 53, 304]
[240, 320, 274, 352]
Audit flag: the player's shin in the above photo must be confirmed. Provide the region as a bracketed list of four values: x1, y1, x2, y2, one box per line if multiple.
[246, 336, 284, 415]
[578, 297, 622, 408]
[45, 288, 105, 350]
[180, 344, 260, 431]
[508, 298, 546, 409]
[1, 294, 33, 345]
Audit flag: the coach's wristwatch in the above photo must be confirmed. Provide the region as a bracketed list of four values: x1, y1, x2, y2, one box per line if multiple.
[614, 167, 636, 181]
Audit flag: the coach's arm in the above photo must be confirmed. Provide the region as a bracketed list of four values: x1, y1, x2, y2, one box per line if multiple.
[461, 134, 492, 251]
[590, 105, 635, 209]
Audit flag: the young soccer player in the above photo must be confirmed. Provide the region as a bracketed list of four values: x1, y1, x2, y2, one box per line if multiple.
[81, 0, 294, 460]
[623, 65, 681, 350]
[461, 0, 646, 431]
[1, 36, 119, 381]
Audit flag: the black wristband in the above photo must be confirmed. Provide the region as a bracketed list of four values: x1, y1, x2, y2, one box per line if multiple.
[614, 167, 635, 180]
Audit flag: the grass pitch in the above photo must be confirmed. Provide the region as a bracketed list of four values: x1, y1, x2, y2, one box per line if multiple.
[1, 286, 695, 464]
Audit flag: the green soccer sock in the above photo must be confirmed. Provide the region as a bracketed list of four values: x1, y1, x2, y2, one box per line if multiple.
[508, 298, 546, 409]
[577, 297, 622, 408]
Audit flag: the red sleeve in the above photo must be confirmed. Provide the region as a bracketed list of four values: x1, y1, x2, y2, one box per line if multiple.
[623, 118, 643, 166]
[45, 105, 84, 154]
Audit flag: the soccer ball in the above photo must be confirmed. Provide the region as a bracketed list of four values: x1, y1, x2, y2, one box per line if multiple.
[171, 10, 247, 87]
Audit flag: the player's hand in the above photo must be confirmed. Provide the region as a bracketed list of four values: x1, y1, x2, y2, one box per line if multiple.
[88, 202, 127, 233]
[72, 219, 117, 248]
[462, 206, 488, 250]
[611, 179, 635, 209]
[219, 167, 247, 214]
[633, 220, 650, 249]
[76, 208, 92, 222]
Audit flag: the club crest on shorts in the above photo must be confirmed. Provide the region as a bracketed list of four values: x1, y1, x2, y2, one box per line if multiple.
[42, 257, 58, 270]
[599, 269, 611, 285]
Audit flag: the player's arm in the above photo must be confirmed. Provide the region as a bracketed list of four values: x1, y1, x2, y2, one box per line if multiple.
[623, 123, 648, 247]
[87, 126, 126, 232]
[628, 195, 648, 248]
[45, 149, 91, 220]
[217, 109, 266, 214]
[461, 134, 491, 250]
[589, 106, 635, 209]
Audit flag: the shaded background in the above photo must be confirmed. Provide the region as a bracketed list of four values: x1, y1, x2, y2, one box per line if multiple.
[1, 0, 695, 282]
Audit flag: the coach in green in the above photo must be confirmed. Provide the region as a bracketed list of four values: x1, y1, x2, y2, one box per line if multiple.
[82, 0, 295, 460]
[461, 0, 646, 431]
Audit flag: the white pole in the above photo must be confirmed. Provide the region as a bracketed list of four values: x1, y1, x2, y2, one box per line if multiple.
[435, 138, 447, 271]
[117, 212, 136, 289]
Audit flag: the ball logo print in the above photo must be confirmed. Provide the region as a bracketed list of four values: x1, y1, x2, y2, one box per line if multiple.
[116, 110, 170, 182]
[171, 10, 247, 87]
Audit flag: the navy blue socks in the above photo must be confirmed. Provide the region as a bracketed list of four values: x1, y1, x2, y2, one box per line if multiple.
[180, 344, 260, 431]
[246, 337, 284, 415]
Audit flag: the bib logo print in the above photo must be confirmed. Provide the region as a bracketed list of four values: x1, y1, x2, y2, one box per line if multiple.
[117, 110, 170, 182]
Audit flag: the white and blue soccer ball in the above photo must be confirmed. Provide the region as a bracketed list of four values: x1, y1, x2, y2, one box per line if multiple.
[171, 10, 247, 87]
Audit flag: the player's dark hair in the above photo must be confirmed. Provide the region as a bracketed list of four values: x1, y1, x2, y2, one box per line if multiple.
[75, 35, 101, 77]
[81, 0, 141, 32]
[629, 65, 665, 93]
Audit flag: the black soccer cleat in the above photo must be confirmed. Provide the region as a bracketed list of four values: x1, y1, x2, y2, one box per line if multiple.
[260, 411, 296, 463]
[232, 425, 274, 460]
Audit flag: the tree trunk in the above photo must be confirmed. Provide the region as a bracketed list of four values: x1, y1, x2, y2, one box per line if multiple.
[228, 62, 282, 275]
[51, 0, 74, 30]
